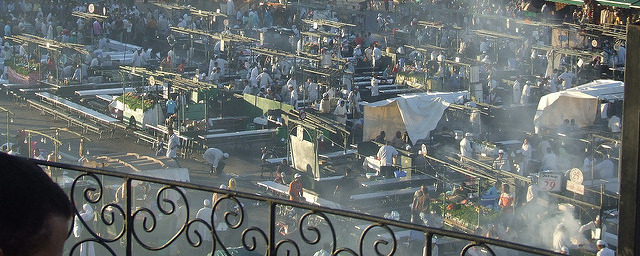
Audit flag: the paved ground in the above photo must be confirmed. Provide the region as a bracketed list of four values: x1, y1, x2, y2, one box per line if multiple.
[0, 93, 268, 194]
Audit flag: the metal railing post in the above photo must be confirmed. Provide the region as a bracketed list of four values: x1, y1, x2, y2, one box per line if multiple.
[425, 232, 433, 256]
[27, 158, 566, 256]
[268, 202, 276, 256]
[125, 178, 133, 256]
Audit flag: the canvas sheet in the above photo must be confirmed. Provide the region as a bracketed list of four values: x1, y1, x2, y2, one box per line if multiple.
[290, 134, 318, 177]
[534, 80, 623, 133]
[363, 91, 468, 143]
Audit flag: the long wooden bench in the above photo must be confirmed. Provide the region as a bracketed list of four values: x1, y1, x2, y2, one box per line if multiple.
[259, 157, 290, 178]
[350, 187, 419, 201]
[201, 129, 277, 150]
[133, 130, 158, 148]
[360, 175, 433, 190]
[27, 99, 104, 137]
[257, 181, 342, 209]
[36, 92, 119, 124]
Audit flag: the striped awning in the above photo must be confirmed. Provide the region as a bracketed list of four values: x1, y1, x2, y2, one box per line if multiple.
[548, 0, 585, 6]
[597, 0, 639, 8]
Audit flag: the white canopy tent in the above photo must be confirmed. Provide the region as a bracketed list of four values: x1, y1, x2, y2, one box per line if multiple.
[534, 80, 624, 133]
[362, 91, 469, 143]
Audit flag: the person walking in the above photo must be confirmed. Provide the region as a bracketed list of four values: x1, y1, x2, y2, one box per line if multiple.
[166, 127, 180, 167]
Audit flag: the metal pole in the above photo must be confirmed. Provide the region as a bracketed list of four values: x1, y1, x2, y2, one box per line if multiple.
[125, 178, 133, 256]
[6, 111, 9, 150]
[477, 178, 481, 227]
[27, 133, 32, 158]
[619, 24, 640, 256]
[268, 202, 276, 256]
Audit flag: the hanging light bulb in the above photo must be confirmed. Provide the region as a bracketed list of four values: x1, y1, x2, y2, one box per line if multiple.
[43, 137, 47, 144]
[86, 149, 90, 156]
[10, 117, 13, 123]
[40, 137, 44, 143]
[68, 143, 72, 152]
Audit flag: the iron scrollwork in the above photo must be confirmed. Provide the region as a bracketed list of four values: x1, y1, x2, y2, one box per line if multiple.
[69, 173, 126, 254]
[44, 157, 563, 256]
[461, 242, 497, 256]
[359, 223, 398, 256]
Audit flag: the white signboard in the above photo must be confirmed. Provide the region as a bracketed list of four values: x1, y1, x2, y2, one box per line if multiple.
[539, 172, 562, 192]
[567, 180, 585, 195]
[566, 168, 585, 195]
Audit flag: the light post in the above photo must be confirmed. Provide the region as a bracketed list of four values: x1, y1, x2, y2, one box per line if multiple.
[0, 107, 15, 150]
[23, 129, 61, 159]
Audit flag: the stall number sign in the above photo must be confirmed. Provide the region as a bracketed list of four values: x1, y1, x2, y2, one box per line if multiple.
[540, 172, 562, 192]
[566, 168, 585, 195]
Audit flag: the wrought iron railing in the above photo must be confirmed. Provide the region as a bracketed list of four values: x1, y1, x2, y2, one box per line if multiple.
[34, 159, 564, 256]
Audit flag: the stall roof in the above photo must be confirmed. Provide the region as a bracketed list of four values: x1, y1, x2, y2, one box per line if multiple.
[362, 91, 469, 143]
[562, 79, 624, 100]
[534, 80, 623, 132]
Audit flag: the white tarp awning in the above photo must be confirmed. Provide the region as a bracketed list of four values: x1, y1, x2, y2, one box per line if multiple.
[363, 91, 469, 143]
[534, 80, 624, 133]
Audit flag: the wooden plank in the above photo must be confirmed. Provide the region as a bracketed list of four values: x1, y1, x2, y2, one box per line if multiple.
[361, 175, 433, 188]
[199, 129, 276, 140]
[350, 187, 418, 201]
[36, 92, 119, 123]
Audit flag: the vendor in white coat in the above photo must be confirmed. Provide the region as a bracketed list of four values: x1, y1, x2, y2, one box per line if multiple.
[579, 215, 606, 241]
[203, 147, 229, 175]
[166, 127, 180, 166]
[371, 77, 380, 97]
[492, 149, 511, 172]
[333, 99, 348, 125]
[73, 204, 95, 256]
[459, 132, 474, 161]
[195, 199, 214, 252]
[596, 240, 614, 256]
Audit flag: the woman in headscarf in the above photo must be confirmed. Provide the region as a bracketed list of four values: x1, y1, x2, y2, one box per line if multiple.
[228, 178, 237, 190]
[73, 203, 96, 256]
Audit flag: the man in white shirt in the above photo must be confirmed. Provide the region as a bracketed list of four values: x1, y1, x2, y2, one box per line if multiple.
[579, 215, 606, 241]
[347, 87, 361, 117]
[226, 0, 235, 17]
[166, 128, 180, 166]
[608, 115, 621, 133]
[250, 65, 259, 85]
[353, 45, 363, 60]
[203, 147, 229, 175]
[257, 68, 273, 89]
[596, 240, 614, 256]
[333, 100, 347, 125]
[377, 141, 398, 178]
[371, 77, 380, 97]
[215, 56, 228, 76]
[493, 149, 512, 172]
[512, 77, 522, 105]
[372, 45, 382, 68]
[288, 85, 298, 108]
[520, 81, 531, 105]
[195, 199, 214, 249]
[459, 133, 474, 161]
[286, 75, 297, 99]
[558, 68, 575, 90]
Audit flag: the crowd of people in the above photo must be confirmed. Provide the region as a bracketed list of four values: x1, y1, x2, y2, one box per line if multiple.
[0, 0, 633, 255]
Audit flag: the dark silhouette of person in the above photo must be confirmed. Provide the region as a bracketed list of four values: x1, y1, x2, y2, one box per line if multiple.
[0, 153, 73, 256]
